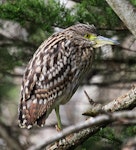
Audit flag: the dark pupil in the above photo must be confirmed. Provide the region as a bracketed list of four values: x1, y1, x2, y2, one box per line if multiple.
[86, 34, 89, 38]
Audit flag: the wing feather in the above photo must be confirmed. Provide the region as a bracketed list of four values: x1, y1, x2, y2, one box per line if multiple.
[18, 36, 73, 128]
[18, 32, 94, 128]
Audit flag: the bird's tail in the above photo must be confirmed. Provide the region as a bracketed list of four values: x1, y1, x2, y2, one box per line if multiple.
[18, 98, 47, 129]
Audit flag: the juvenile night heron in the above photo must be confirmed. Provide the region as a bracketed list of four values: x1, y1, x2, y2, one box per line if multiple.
[18, 23, 118, 129]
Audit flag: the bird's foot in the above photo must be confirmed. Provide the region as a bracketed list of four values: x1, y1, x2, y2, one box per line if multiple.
[55, 124, 62, 132]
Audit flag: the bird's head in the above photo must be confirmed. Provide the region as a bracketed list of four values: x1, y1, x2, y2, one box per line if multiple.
[84, 33, 119, 48]
[72, 23, 119, 48]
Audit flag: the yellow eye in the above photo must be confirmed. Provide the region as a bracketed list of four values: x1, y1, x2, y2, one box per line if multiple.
[86, 34, 90, 38]
[84, 34, 97, 40]
[84, 34, 90, 38]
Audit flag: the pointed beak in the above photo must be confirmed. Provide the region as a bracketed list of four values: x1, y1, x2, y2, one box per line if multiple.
[93, 36, 120, 48]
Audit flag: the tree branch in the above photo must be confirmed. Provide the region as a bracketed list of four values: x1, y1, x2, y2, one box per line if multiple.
[28, 86, 136, 150]
[83, 85, 136, 116]
[30, 110, 136, 150]
[105, 0, 136, 37]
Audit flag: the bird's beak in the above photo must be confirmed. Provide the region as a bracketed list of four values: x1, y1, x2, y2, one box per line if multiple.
[93, 36, 119, 48]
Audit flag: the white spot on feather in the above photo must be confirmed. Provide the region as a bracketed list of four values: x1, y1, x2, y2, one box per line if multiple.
[57, 52, 61, 60]
[35, 66, 41, 73]
[22, 114, 25, 118]
[50, 81, 53, 87]
[65, 51, 70, 57]
[33, 99, 37, 104]
[42, 66, 47, 74]
[57, 77, 61, 83]
[27, 125, 32, 129]
[40, 74, 44, 81]
[27, 100, 31, 108]
[39, 99, 43, 104]
[43, 85, 47, 89]
[48, 73, 52, 80]
[25, 88, 29, 94]
[43, 55, 48, 62]
[55, 69, 59, 76]
[21, 85, 23, 91]
[41, 124, 44, 127]
[36, 59, 41, 66]
[59, 62, 63, 68]
[44, 99, 47, 105]
[54, 79, 57, 85]
[38, 82, 42, 87]
[50, 57, 54, 67]
[52, 71, 56, 77]
[56, 86, 59, 91]
[33, 74, 37, 82]
[60, 75, 64, 81]
[23, 106, 26, 110]
[58, 91, 62, 96]
[46, 84, 49, 89]
[63, 56, 67, 65]
[23, 119, 27, 125]
[65, 40, 71, 47]
[25, 80, 29, 86]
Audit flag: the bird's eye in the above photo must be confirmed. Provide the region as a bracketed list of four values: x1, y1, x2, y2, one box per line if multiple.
[84, 34, 90, 39]
[85, 34, 97, 41]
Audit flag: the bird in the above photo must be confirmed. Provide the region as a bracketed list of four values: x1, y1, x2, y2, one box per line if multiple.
[18, 23, 118, 129]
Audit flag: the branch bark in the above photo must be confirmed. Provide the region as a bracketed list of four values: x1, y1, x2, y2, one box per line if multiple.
[84, 85, 136, 116]
[28, 86, 136, 150]
[105, 0, 136, 37]
[35, 111, 136, 150]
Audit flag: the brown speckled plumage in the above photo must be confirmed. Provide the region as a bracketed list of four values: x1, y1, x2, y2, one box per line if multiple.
[18, 23, 96, 129]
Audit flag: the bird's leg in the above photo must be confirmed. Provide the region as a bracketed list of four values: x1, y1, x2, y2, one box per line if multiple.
[55, 105, 62, 131]
[54, 105, 68, 147]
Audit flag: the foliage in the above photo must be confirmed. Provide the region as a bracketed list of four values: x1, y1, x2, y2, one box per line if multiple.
[0, 0, 75, 34]
[74, 0, 121, 28]
[78, 125, 136, 150]
[130, 0, 136, 6]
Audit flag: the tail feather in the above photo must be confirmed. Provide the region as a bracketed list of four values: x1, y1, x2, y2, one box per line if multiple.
[18, 98, 47, 129]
